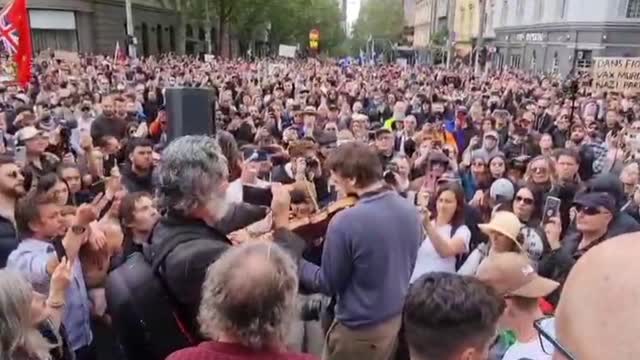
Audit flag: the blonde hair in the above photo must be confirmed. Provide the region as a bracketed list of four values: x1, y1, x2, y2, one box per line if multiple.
[0, 270, 55, 360]
[524, 155, 557, 185]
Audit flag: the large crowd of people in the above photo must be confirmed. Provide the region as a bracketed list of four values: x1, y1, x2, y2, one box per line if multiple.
[0, 51, 639, 360]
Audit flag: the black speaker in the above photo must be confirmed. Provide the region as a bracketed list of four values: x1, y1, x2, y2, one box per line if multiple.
[165, 87, 216, 142]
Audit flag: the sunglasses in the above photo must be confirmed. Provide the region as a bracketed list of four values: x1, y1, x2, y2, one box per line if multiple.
[532, 167, 548, 174]
[515, 195, 534, 205]
[575, 204, 602, 216]
[534, 317, 576, 359]
[472, 162, 486, 167]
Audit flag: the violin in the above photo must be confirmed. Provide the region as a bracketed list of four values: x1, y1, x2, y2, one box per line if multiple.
[241, 196, 358, 243]
[283, 196, 358, 241]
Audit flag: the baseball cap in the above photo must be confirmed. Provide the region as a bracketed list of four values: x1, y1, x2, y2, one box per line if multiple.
[484, 130, 499, 140]
[477, 252, 559, 298]
[573, 192, 616, 214]
[489, 178, 515, 202]
[16, 126, 47, 142]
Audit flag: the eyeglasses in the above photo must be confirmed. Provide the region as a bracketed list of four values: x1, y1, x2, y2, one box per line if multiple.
[575, 205, 602, 216]
[534, 317, 576, 360]
[532, 167, 548, 174]
[515, 195, 534, 205]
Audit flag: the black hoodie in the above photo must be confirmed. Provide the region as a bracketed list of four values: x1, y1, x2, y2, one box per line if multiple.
[121, 162, 154, 194]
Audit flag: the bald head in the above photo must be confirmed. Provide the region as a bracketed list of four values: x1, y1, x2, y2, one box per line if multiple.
[555, 232, 640, 360]
[198, 241, 298, 349]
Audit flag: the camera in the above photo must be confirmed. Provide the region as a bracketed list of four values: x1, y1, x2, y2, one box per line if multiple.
[305, 156, 319, 169]
[383, 163, 399, 186]
[300, 296, 332, 322]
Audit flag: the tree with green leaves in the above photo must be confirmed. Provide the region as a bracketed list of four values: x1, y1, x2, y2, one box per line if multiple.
[185, 0, 346, 57]
[351, 0, 404, 54]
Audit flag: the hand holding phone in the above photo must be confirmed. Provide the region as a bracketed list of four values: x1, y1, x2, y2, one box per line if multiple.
[542, 196, 562, 224]
[14, 146, 26, 166]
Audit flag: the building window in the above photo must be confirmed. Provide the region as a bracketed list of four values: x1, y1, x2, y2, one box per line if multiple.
[169, 26, 176, 52]
[29, 10, 78, 53]
[531, 50, 537, 70]
[496, 52, 504, 69]
[576, 50, 593, 71]
[510, 54, 522, 68]
[141, 22, 149, 56]
[627, 0, 640, 17]
[157, 25, 163, 53]
[501, 0, 508, 25]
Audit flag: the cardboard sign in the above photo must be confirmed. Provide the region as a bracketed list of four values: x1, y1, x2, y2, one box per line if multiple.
[592, 57, 640, 93]
[278, 44, 297, 58]
[54, 50, 80, 63]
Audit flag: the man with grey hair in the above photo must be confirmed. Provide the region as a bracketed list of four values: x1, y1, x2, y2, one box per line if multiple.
[147, 135, 233, 338]
[167, 241, 316, 360]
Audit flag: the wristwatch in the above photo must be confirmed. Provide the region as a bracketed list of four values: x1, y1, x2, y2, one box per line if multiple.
[71, 224, 87, 235]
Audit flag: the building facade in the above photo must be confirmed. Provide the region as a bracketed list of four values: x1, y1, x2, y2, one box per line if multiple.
[413, 0, 433, 50]
[491, 0, 640, 76]
[453, 0, 480, 58]
[5, 0, 220, 57]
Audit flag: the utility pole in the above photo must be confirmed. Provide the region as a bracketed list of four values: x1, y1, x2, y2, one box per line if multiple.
[125, 0, 137, 58]
[429, 0, 437, 64]
[204, 0, 212, 54]
[446, 0, 456, 68]
[474, 0, 486, 74]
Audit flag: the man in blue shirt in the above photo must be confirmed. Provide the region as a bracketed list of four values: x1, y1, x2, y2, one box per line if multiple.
[8, 193, 98, 360]
[273, 142, 423, 360]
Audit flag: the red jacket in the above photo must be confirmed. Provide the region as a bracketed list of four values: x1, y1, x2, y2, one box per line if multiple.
[166, 341, 318, 360]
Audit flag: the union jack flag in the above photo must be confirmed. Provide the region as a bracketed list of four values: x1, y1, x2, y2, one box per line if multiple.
[0, 3, 19, 55]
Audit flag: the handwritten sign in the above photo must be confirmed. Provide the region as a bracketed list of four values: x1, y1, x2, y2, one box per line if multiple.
[54, 50, 80, 63]
[592, 57, 640, 93]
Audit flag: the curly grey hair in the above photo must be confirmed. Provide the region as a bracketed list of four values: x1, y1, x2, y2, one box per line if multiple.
[0, 270, 54, 360]
[155, 135, 229, 214]
[198, 241, 298, 350]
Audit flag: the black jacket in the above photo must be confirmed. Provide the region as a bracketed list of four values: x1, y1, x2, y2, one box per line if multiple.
[535, 112, 554, 134]
[90, 114, 127, 143]
[121, 163, 154, 194]
[147, 213, 231, 336]
[0, 215, 17, 268]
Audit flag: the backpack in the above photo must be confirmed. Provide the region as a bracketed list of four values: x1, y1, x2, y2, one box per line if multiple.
[453, 223, 484, 271]
[105, 231, 201, 360]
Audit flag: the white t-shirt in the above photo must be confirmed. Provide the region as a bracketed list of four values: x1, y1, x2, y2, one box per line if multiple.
[502, 317, 556, 360]
[410, 223, 471, 283]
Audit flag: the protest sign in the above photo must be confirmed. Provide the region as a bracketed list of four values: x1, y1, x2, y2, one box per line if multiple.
[592, 57, 640, 93]
[278, 45, 297, 58]
[54, 50, 80, 63]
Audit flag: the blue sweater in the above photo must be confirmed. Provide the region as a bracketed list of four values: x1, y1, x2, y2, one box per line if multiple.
[299, 191, 423, 328]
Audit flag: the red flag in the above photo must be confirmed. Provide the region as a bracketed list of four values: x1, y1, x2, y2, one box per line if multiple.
[1, 0, 31, 86]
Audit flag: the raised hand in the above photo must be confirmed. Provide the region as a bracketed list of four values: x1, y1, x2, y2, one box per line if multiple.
[50, 257, 73, 297]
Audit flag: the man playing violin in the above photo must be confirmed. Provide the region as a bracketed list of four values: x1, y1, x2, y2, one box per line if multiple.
[272, 141, 423, 360]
